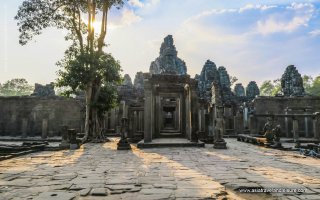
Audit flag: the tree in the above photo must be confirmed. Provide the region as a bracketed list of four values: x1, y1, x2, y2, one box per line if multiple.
[229, 76, 238, 86]
[0, 78, 34, 96]
[15, 0, 125, 141]
[303, 75, 313, 93]
[259, 79, 281, 96]
[309, 75, 320, 96]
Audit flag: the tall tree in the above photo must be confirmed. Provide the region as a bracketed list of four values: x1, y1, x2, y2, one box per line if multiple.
[309, 75, 320, 96]
[259, 79, 281, 96]
[15, 0, 125, 141]
[0, 78, 34, 96]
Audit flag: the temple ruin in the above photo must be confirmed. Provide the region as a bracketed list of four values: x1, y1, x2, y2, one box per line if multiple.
[0, 35, 319, 149]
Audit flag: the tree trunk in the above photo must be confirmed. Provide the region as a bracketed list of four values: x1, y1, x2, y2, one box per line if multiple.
[83, 81, 93, 142]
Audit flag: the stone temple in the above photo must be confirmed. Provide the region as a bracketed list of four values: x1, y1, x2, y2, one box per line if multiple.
[1, 35, 319, 148]
[1, 35, 320, 200]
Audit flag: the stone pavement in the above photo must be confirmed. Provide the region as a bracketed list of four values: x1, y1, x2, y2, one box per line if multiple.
[0, 138, 319, 200]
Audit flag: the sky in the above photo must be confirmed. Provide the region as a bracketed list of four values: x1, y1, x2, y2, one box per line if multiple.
[0, 0, 320, 87]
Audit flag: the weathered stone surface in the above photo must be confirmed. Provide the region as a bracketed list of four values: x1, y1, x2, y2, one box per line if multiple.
[0, 97, 83, 137]
[79, 188, 91, 196]
[31, 82, 55, 97]
[0, 139, 319, 200]
[246, 81, 260, 100]
[91, 188, 108, 196]
[149, 35, 187, 75]
[123, 74, 133, 87]
[33, 191, 76, 200]
[281, 65, 305, 96]
[234, 83, 245, 97]
[197, 60, 219, 102]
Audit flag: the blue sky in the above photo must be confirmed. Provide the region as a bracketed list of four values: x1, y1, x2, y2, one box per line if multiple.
[0, 0, 320, 87]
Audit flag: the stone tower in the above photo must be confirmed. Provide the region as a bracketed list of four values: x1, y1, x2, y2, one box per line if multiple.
[149, 35, 187, 75]
[281, 65, 305, 96]
[246, 81, 260, 100]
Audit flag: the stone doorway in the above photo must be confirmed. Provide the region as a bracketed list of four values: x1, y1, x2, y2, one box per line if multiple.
[160, 97, 182, 137]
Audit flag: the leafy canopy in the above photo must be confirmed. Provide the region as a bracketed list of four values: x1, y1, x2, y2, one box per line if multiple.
[0, 78, 34, 96]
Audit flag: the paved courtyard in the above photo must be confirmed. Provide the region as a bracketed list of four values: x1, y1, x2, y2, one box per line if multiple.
[0, 138, 319, 200]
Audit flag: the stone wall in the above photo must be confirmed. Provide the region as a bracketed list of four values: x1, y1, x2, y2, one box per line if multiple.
[0, 96, 84, 137]
[253, 96, 320, 137]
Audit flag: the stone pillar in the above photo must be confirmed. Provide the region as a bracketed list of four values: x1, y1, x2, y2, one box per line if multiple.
[68, 129, 79, 149]
[42, 119, 48, 139]
[128, 111, 134, 138]
[198, 110, 201, 132]
[21, 118, 28, 138]
[249, 115, 256, 135]
[285, 109, 289, 137]
[155, 94, 160, 138]
[213, 106, 227, 149]
[293, 118, 299, 143]
[243, 107, 248, 128]
[305, 116, 309, 138]
[144, 80, 152, 143]
[313, 114, 320, 141]
[133, 111, 138, 137]
[234, 114, 243, 134]
[59, 125, 69, 148]
[185, 85, 191, 140]
[204, 113, 210, 139]
[190, 87, 199, 142]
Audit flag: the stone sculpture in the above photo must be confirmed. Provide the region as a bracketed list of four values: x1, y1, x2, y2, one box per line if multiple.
[263, 118, 274, 143]
[234, 83, 245, 97]
[123, 74, 133, 87]
[281, 65, 305, 96]
[149, 35, 187, 75]
[198, 60, 219, 102]
[246, 81, 260, 100]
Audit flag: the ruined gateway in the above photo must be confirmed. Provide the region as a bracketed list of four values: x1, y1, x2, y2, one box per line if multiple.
[0, 35, 319, 145]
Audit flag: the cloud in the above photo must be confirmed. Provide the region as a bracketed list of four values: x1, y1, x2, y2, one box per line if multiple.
[128, 0, 144, 8]
[109, 8, 142, 29]
[256, 3, 315, 35]
[309, 29, 320, 36]
[239, 4, 277, 13]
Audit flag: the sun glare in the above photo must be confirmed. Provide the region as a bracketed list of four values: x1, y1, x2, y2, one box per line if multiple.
[92, 21, 101, 33]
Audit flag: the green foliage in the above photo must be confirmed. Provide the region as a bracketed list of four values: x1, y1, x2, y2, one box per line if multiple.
[308, 75, 320, 96]
[229, 76, 238, 86]
[56, 50, 122, 93]
[0, 78, 34, 96]
[16, 0, 126, 138]
[15, 0, 125, 45]
[260, 75, 320, 97]
[259, 79, 281, 96]
[303, 75, 313, 92]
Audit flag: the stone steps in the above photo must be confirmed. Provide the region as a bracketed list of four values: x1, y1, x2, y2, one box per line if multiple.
[137, 138, 205, 148]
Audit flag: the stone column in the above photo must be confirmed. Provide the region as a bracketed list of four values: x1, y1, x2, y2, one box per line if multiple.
[313, 114, 320, 141]
[243, 107, 248, 129]
[285, 109, 289, 137]
[249, 115, 256, 135]
[59, 125, 69, 148]
[293, 118, 299, 143]
[234, 113, 243, 135]
[204, 113, 210, 139]
[21, 118, 28, 138]
[68, 129, 79, 149]
[133, 111, 138, 137]
[155, 94, 160, 138]
[185, 85, 191, 140]
[144, 80, 152, 143]
[190, 86, 199, 142]
[128, 110, 134, 138]
[42, 119, 48, 139]
[304, 109, 310, 138]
